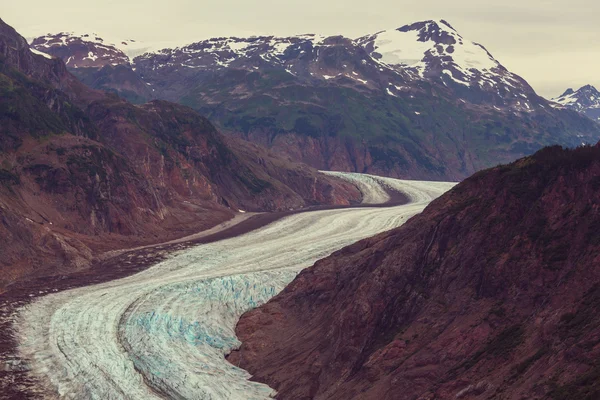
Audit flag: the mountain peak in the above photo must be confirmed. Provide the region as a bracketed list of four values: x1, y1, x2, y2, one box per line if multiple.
[359, 19, 489, 68]
[355, 18, 535, 103]
[560, 88, 575, 97]
[397, 19, 458, 41]
[397, 19, 456, 32]
[581, 83, 596, 89]
[398, 19, 456, 30]
[553, 84, 600, 121]
[554, 84, 600, 103]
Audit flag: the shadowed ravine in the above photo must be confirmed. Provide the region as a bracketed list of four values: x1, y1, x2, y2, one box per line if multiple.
[12, 173, 454, 399]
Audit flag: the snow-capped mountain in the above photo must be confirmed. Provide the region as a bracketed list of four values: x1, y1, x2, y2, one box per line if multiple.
[29, 32, 172, 68]
[131, 32, 421, 102]
[31, 33, 131, 68]
[135, 20, 540, 110]
[31, 20, 541, 110]
[552, 85, 600, 121]
[357, 20, 538, 108]
[29, 20, 600, 180]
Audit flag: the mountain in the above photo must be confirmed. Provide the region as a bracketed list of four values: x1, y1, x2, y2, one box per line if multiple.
[31, 20, 600, 180]
[30, 32, 155, 103]
[0, 18, 361, 291]
[229, 144, 600, 399]
[553, 85, 600, 122]
[356, 20, 537, 107]
[30, 32, 132, 68]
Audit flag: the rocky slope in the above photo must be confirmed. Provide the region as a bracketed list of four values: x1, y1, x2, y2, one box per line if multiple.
[553, 85, 600, 122]
[229, 144, 600, 399]
[32, 20, 600, 180]
[0, 18, 361, 292]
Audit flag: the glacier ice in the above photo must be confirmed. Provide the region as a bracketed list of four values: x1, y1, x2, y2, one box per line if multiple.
[16, 173, 455, 399]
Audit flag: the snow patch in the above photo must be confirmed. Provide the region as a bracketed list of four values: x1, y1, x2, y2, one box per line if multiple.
[30, 48, 52, 59]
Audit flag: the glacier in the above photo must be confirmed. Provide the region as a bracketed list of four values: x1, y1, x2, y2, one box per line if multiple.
[16, 173, 455, 399]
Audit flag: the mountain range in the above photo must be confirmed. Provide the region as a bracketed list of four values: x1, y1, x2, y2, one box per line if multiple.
[31, 20, 600, 180]
[553, 84, 600, 122]
[0, 18, 361, 291]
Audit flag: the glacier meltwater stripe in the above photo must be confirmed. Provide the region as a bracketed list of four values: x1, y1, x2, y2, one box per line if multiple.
[16, 174, 454, 399]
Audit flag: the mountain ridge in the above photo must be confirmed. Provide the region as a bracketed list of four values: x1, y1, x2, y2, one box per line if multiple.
[31, 19, 600, 180]
[32, 19, 541, 109]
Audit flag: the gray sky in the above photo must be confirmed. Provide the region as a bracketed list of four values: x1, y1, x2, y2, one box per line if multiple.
[4, 0, 599, 97]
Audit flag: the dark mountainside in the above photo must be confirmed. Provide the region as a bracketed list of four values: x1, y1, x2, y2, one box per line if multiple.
[0, 18, 361, 292]
[32, 21, 600, 180]
[229, 144, 600, 400]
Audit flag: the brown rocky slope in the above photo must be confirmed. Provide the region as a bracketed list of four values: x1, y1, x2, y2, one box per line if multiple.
[0, 18, 361, 292]
[230, 144, 600, 399]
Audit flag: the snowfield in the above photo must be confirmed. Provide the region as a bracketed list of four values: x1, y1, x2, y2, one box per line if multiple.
[16, 173, 455, 399]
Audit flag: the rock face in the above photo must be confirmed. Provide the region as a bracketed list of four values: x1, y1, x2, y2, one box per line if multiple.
[230, 144, 600, 400]
[0, 18, 361, 292]
[32, 20, 600, 180]
[553, 84, 600, 122]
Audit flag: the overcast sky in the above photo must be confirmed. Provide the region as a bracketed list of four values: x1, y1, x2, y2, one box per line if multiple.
[4, 0, 599, 97]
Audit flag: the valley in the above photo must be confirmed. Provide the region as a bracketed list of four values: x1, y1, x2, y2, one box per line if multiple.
[1, 7, 600, 400]
[5, 174, 454, 399]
